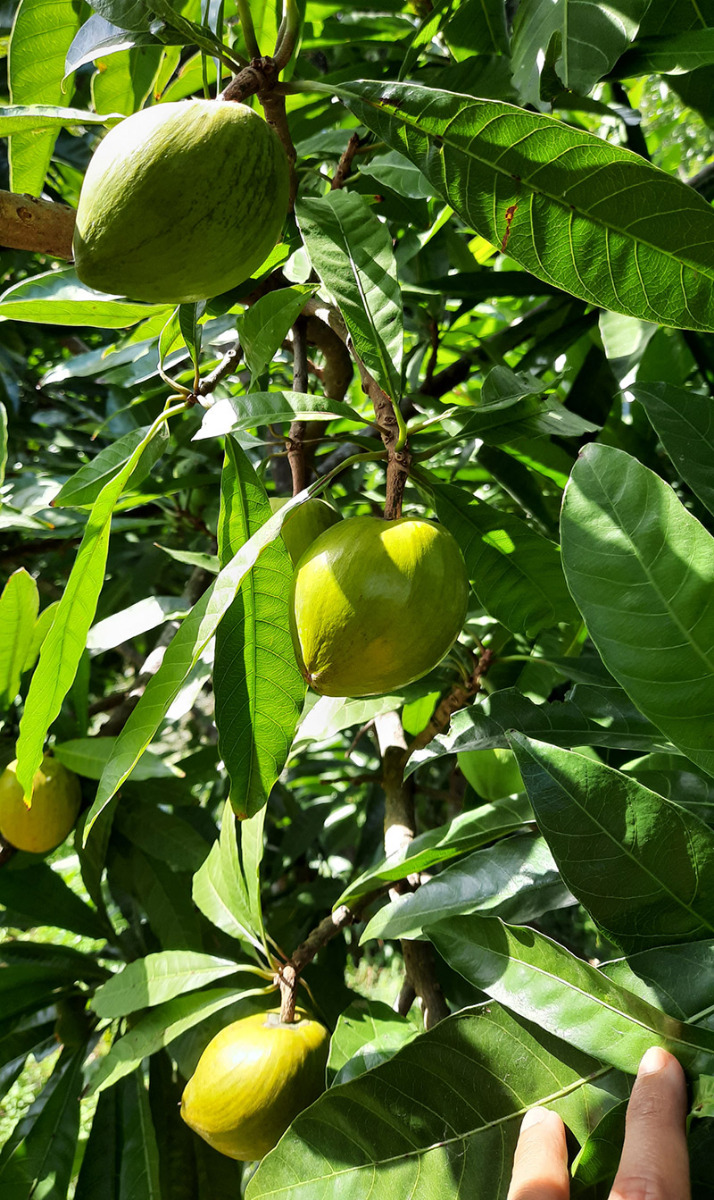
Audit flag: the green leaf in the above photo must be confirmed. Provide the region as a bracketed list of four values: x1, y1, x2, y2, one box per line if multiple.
[405, 685, 673, 778]
[86, 595, 187, 653]
[237, 285, 316, 379]
[91, 44, 163, 115]
[195, 390, 368, 440]
[87, 988, 248, 1096]
[22, 601, 59, 674]
[75, 1071, 161, 1200]
[110, 846, 202, 951]
[214, 439, 305, 819]
[114, 803, 208, 872]
[247, 1002, 624, 1200]
[0, 268, 172, 328]
[0, 401, 7, 491]
[362, 835, 570, 943]
[338, 792, 533, 905]
[0, 103, 122, 134]
[0, 568, 38, 706]
[0, 1046, 83, 1199]
[92, 951, 244, 1019]
[327, 999, 418, 1086]
[15, 412, 173, 798]
[297, 190, 404, 401]
[629, 381, 714, 516]
[84, 490, 315, 838]
[511, 0, 649, 103]
[560, 443, 714, 778]
[53, 737, 176, 780]
[602, 941, 714, 1023]
[509, 736, 714, 951]
[192, 801, 266, 953]
[428, 914, 714, 1074]
[8, 0, 84, 193]
[0, 862, 106, 939]
[426, 477, 578, 637]
[53, 423, 169, 508]
[615, 28, 714, 76]
[336, 79, 714, 331]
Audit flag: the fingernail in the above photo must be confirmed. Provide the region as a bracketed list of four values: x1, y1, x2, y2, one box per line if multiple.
[521, 1106, 548, 1130]
[639, 1046, 669, 1076]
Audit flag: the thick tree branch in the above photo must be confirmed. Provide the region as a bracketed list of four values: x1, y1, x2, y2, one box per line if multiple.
[0, 190, 75, 259]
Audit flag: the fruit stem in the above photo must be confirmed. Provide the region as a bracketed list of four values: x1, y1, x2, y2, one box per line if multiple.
[273, 0, 301, 70]
[278, 964, 297, 1023]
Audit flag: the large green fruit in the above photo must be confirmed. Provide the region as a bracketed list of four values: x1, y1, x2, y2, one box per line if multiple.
[0, 755, 80, 853]
[458, 748, 523, 800]
[73, 100, 289, 304]
[269, 496, 341, 564]
[180, 1011, 329, 1161]
[290, 516, 469, 697]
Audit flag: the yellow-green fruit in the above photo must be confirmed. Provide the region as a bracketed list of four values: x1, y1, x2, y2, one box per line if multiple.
[269, 497, 342, 564]
[290, 516, 469, 697]
[0, 756, 81, 853]
[458, 748, 523, 801]
[73, 99, 289, 304]
[180, 1011, 329, 1161]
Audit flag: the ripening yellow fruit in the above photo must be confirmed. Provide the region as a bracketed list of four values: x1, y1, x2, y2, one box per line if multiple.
[180, 1010, 329, 1161]
[0, 755, 81, 853]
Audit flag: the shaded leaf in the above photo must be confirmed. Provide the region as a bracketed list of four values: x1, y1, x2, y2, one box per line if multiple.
[0, 568, 38, 706]
[630, 381, 714, 516]
[195, 390, 367, 440]
[0, 862, 106, 940]
[75, 1071, 161, 1200]
[0, 1046, 83, 1199]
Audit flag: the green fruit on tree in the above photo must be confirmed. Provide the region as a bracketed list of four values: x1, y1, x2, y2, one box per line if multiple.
[73, 99, 289, 304]
[269, 496, 342, 564]
[290, 515, 469, 697]
[457, 748, 523, 801]
[0, 755, 81, 853]
[180, 1010, 329, 1161]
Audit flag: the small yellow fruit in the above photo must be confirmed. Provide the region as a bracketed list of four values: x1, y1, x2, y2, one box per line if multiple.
[0, 756, 81, 853]
[180, 1010, 329, 1161]
[289, 516, 469, 697]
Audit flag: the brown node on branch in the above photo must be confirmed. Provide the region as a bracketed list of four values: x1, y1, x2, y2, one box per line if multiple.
[0, 190, 76, 260]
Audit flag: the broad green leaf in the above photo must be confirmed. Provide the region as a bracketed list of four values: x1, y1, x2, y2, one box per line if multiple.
[362, 835, 570, 943]
[84, 489, 316, 838]
[114, 803, 208, 872]
[15, 412, 173, 798]
[327, 999, 419, 1086]
[0, 269, 172, 328]
[247, 1002, 625, 1200]
[629, 381, 714, 516]
[623, 752, 714, 823]
[92, 951, 244, 1018]
[110, 846, 201, 951]
[335, 79, 714, 331]
[0, 568, 38, 706]
[88, 988, 251, 1096]
[511, 0, 649, 103]
[0, 862, 107, 940]
[426, 477, 578, 637]
[615, 28, 714, 76]
[293, 691, 413, 751]
[1, 940, 108, 982]
[571, 1100, 627, 1187]
[0, 1046, 83, 1199]
[602, 942, 714, 1025]
[237, 285, 317, 379]
[53, 423, 169, 508]
[195, 390, 368, 440]
[509, 736, 714, 951]
[297, 190, 404, 402]
[428, 914, 714, 1074]
[214, 439, 305, 818]
[8, 0, 83, 193]
[338, 792, 533, 905]
[192, 801, 266, 953]
[560, 443, 714, 778]
[86, 596, 187, 653]
[53, 737, 176, 780]
[405, 685, 671, 778]
[0, 104, 122, 133]
[91, 44, 162, 115]
[75, 1071, 161, 1200]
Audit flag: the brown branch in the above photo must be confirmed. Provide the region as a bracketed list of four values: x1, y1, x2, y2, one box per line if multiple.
[331, 133, 361, 190]
[0, 190, 75, 259]
[287, 317, 309, 495]
[220, 56, 278, 103]
[406, 648, 494, 759]
[375, 711, 449, 1029]
[258, 86, 297, 209]
[196, 339, 243, 397]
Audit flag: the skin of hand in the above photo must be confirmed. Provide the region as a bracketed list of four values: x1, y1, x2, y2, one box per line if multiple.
[507, 1045, 691, 1200]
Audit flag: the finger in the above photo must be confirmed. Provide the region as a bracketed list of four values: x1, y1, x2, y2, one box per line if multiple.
[611, 1046, 690, 1200]
[507, 1107, 570, 1200]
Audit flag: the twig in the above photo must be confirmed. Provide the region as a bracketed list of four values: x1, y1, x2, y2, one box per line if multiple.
[331, 133, 361, 190]
[0, 190, 75, 259]
[406, 648, 494, 759]
[287, 317, 309, 494]
[258, 87, 298, 209]
[195, 339, 244, 396]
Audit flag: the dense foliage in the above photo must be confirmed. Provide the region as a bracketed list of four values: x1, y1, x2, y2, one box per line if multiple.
[2, 0, 714, 1196]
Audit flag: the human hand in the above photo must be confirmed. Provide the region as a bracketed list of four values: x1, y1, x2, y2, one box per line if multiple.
[507, 1046, 690, 1199]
